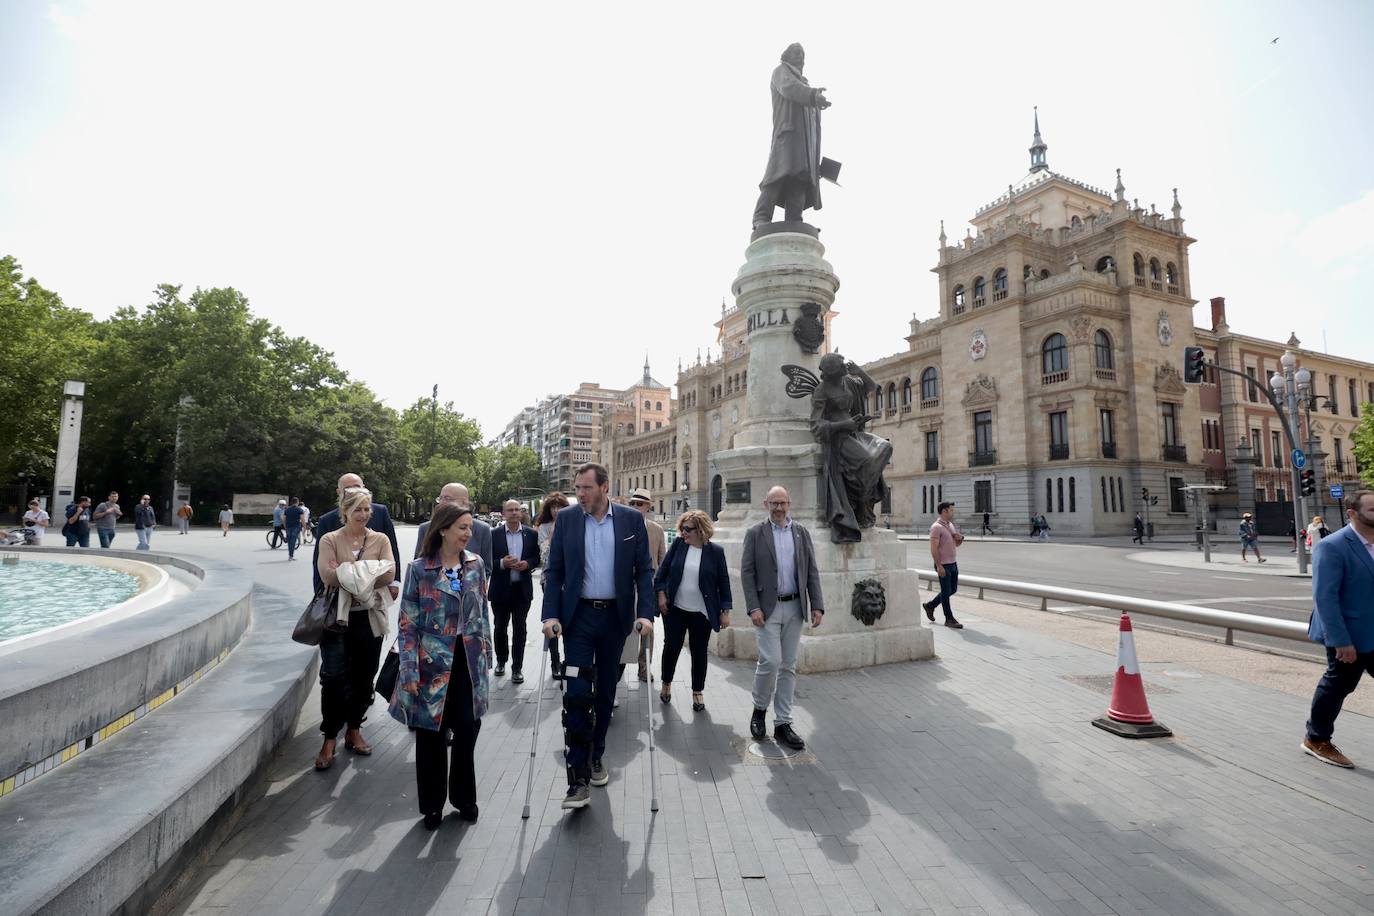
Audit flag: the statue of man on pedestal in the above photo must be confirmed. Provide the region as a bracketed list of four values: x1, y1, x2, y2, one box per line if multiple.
[752, 43, 833, 230]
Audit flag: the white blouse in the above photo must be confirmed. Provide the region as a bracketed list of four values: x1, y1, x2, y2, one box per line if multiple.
[674, 545, 708, 615]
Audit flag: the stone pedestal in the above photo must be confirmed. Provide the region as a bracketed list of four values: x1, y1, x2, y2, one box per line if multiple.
[708, 226, 935, 673]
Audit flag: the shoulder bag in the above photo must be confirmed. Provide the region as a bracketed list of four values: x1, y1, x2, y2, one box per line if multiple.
[374, 639, 400, 701]
[291, 586, 341, 646]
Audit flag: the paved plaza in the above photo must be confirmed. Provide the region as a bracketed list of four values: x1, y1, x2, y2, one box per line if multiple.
[148, 529, 1374, 916]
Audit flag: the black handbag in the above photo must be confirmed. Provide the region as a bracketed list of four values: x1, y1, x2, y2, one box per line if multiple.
[291, 587, 341, 646]
[374, 645, 400, 702]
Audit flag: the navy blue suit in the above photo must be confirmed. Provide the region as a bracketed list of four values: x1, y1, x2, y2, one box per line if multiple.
[490, 524, 540, 672]
[311, 503, 401, 594]
[1306, 523, 1374, 741]
[541, 502, 655, 778]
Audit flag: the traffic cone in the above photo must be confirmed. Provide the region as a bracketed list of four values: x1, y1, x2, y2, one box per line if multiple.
[1091, 613, 1172, 739]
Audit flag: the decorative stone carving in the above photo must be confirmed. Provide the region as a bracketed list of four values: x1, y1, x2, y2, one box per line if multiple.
[850, 578, 886, 626]
[969, 328, 988, 361]
[962, 374, 999, 407]
[792, 302, 825, 354]
[1157, 310, 1175, 347]
[1070, 315, 1092, 341]
[1154, 363, 1188, 396]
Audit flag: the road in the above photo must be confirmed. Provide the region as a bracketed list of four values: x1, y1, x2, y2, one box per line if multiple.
[904, 535, 1322, 658]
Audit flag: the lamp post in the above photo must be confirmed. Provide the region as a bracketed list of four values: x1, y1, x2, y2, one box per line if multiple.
[1270, 350, 1309, 574]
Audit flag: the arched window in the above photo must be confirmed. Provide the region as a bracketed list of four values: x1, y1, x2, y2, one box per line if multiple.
[886, 382, 897, 410]
[1046, 478, 1053, 512]
[992, 268, 1008, 300]
[1040, 269, 1050, 279]
[1069, 477, 1077, 512]
[1149, 258, 1161, 281]
[1094, 330, 1114, 369]
[1042, 333, 1068, 375]
[901, 378, 912, 406]
[655, 401, 662, 411]
[1057, 477, 1065, 512]
[617, 423, 624, 434]
[953, 284, 965, 310]
[1095, 255, 1115, 273]
[1133, 253, 1144, 277]
[972, 276, 986, 305]
[1166, 262, 1179, 285]
[644, 399, 651, 409]
[921, 367, 939, 402]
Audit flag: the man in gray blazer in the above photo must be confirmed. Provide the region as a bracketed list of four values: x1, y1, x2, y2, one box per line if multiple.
[740, 485, 824, 749]
[415, 482, 493, 574]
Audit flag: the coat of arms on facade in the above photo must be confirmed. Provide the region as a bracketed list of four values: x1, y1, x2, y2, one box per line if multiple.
[969, 329, 989, 361]
[792, 302, 825, 354]
[1157, 311, 1174, 347]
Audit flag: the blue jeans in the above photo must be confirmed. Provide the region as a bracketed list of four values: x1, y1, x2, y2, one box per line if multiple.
[286, 525, 301, 558]
[97, 528, 116, 548]
[135, 528, 151, 550]
[1307, 646, 1374, 741]
[66, 529, 90, 548]
[561, 603, 627, 775]
[931, 562, 959, 620]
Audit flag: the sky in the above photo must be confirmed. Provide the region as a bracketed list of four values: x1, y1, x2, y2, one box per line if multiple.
[3, 0, 1373, 439]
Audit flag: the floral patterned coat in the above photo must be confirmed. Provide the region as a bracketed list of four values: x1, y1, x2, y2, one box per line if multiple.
[388, 550, 492, 732]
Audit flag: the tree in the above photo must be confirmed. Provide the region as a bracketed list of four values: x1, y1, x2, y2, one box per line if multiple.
[1353, 403, 1374, 489]
[397, 398, 482, 468]
[486, 446, 546, 508]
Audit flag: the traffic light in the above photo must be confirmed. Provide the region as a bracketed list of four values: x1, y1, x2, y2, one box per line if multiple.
[1183, 346, 1207, 383]
[1301, 468, 1316, 497]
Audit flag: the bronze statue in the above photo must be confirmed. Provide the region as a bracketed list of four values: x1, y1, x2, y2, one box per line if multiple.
[851, 578, 887, 626]
[792, 302, 824, 354]
[753, 43, 834, 229]
[781, 354, 893, 542]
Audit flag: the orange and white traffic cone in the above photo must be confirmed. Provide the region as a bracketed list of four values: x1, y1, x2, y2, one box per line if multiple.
[1091, 613, 1172, 739]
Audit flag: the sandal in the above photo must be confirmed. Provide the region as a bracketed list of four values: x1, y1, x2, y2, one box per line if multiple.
[344, 730, 372, 756]
[314, 739, 336, 771]
[692, 692, 705, 712]
[659, 686, 672, 704]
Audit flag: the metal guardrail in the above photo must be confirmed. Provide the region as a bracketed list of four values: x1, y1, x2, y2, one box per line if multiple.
[914, 569, 1311, 645]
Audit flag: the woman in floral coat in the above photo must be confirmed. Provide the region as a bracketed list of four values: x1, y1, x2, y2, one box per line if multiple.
[389, 502, 492, 830]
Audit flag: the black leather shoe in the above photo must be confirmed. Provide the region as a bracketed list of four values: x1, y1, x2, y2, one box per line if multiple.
[495, 664, 506, 677]
[423, 811, 442, 830]
[456, 803, 479, 823]
[511, 670, 525, 684]
[922, 601, 936, 622]
[944, 619, 964, 629]
[774, 724, 805, 750]
[750, 708, 767, 740]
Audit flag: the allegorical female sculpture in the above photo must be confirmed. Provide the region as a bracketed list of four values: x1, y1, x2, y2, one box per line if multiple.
[783, 354, 893, 542]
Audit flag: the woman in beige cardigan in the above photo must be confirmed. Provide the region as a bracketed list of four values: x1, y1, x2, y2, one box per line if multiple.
[313, 487, 396, 771]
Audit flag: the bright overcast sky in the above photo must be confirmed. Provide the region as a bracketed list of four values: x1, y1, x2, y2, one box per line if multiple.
[3, 1, 1373, 438]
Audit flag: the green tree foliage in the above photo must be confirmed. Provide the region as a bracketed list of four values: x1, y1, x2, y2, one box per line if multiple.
[411, 446, 546, 512]
[397, 398, 482, 467]
[0, 257, 97, 483]
[1353, 403, 1374, 488]
[485, 446, 547, 508]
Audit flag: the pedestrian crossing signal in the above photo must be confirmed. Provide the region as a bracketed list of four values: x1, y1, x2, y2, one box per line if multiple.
[1301, 468, 1316, 497]
[1183, 346, 1207, 383]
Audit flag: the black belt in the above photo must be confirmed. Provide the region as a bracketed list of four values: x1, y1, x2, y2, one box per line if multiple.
[776, 593, 798, 602]
[580, 598, 617, 609]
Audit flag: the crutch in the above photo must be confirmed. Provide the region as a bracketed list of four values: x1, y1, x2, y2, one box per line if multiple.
[636, 620, 660, 813]
[522, 624, 560, 820]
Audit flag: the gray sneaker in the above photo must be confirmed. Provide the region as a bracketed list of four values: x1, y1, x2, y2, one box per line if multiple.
[590, 759, 609, 787]
[562, 782, 591, 809]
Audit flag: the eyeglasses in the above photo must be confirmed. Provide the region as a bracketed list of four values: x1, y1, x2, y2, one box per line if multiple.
[680, 525, 697, 533]
[767, 501, 790, 509]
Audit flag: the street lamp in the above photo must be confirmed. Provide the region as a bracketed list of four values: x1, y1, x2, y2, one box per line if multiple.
[1269, 351, 1309, 574]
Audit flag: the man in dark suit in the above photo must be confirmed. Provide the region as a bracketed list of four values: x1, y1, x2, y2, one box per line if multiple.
[740, 485, 824, 750]
[1303, 489, 1374, 768]
[542, 462, 655, 809]
[490, 498, 540, 682]
[414, 482, 492, 574]
[312, 473, 401, 597]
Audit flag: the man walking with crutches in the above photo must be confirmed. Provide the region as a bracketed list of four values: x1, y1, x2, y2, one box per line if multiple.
[541, 462, 656, 810]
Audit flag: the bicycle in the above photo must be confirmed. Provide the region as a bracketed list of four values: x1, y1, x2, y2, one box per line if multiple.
[265, 526, 286, 549]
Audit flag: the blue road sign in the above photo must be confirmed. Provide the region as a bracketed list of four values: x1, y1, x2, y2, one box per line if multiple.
[1331, 484, 1344, 500]
[1292, 449, 1306, 469]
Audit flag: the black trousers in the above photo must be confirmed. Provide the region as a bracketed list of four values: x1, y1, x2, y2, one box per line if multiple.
[491, 594, 532, 671]
[318, 610, 383, 738]
[661, 608, 713, 691]
[414, 646, 480, 815]
[1306, 647, 1374, 741]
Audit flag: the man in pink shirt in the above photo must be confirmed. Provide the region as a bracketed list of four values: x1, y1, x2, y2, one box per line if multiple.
[922, 501, 965, 628]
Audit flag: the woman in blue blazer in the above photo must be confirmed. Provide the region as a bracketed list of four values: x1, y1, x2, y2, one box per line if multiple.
[654, 509, 732, 711]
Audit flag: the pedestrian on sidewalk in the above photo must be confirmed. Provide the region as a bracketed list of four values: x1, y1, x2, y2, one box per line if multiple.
[134, 494, 156, 550]
[541, 462, 655, 810]
[284, 497, 305, 559]
[390, 502, 490, 828]
[655, 509, 732, 712]
[535, 492, 569, 589]
[1306, 515, 1329, 552]
[1036, 513, 1050, 541]
[316, 472, 401, 595]
[1132, 513, 1145, 544]
[980, 511, 993, 536]
[64, 497, 92, 547]
[1287, 519, 1298, 553]
[93, 491, 122, 548]
[624, 487, 667, 684]
[923, 501, 965, 629]
[218, 505, 233, 536]
[313, 486, 396, 771]
[23, 499, 50, 545]
[740, 486, 823, 751]
[414, 483, 491, 574]
[176, 500, 193, 535]
[1239, 513, 1265, 562]
[1301, 490, 1374, 769]
[490, 498, 540, 683]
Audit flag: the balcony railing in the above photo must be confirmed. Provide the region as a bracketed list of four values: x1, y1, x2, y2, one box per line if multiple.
[952, 304, 966, 315]
[901, 404, 912, 414]
[1162, 444, 1187, 462]
[1134, 276, 1146, 287]
[920, 397, 940, 409]
[992, 288, 1008, 302]
[1167, 284, 1180, 295]
[1102, 442, 1118, 459]
[1042, 370, 1069, 386]
[969, 449, 998, 467]
[1094, 368, 1117, 382]
[973, 297, 986, 308]
[1150, 280, 1163, 292]
[1049, 444, 1070, 461]
[925, 457, 939, 471]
